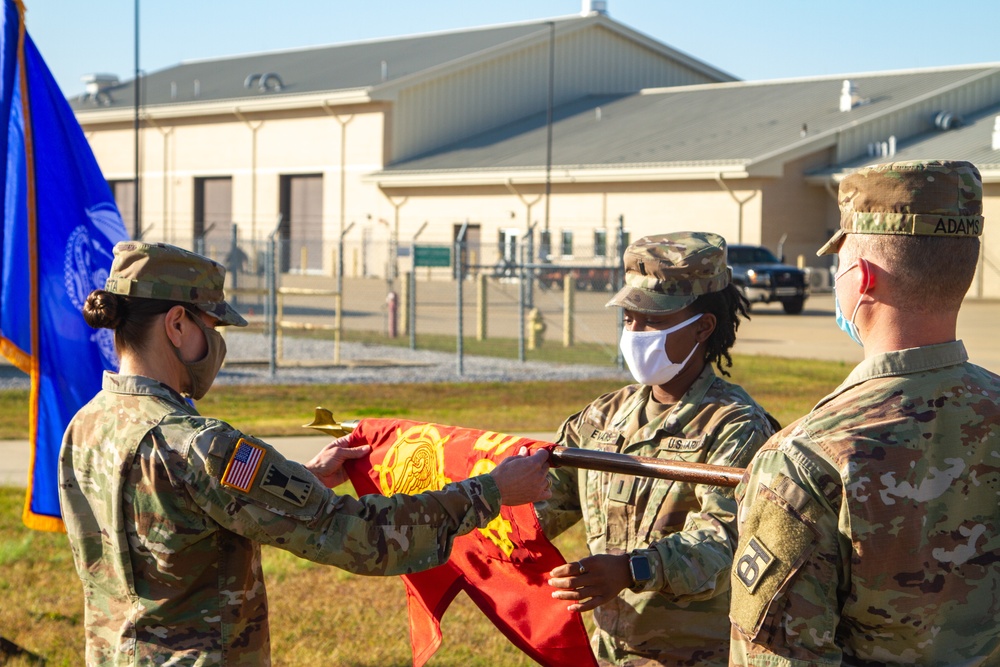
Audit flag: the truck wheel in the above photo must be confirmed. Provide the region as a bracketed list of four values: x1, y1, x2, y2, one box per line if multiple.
[782, 297, 805, 315]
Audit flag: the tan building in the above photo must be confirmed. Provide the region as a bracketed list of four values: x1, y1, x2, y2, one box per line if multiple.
[72, 8, 1000, 298]
[73, 8, 731, 276]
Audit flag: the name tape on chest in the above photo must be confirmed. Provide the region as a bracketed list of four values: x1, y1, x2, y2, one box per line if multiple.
[221, 438, 266, 492]
[659, 435, 705, 452]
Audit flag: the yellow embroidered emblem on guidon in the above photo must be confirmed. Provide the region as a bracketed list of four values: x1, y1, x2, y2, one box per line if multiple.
[375, 423, 518, 557]
[377, 423, 452, 496]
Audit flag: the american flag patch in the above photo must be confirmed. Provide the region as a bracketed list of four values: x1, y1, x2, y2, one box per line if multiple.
[221, 439, 265, 492]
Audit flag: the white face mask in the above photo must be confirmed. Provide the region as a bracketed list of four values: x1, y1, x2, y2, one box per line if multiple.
[619, 313, 702, 386]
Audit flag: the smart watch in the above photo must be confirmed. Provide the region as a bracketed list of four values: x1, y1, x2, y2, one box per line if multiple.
[628, 551, 652, 591]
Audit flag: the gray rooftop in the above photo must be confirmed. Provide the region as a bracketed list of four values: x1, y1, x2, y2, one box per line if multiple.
[830, 101, 1000, 172]
[70, 14, 722, 112]
[382, 66, 1000, 173]
[70, 18, 590, 110]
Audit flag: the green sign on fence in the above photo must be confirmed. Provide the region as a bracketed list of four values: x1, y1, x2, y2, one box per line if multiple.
[413, 245, 452, 268]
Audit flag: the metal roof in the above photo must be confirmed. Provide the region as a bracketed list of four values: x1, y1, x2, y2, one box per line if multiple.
[817, 101, 1000, 175]
[70, 18, 586, 110]
[380, 66, 1000, 174]
[69, 14, 733, 112]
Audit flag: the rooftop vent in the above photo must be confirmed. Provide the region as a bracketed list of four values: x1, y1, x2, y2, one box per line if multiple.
[932, 111, 963, 131]
[839, 79, 866, 112]
[82, 73, 119, 94]
[991, 116, 1000, 150]
[80, 73, 118, 105]
[867, 135, 897, 158]
[244, 72, 284, 93]
[582, 0, 608, 15]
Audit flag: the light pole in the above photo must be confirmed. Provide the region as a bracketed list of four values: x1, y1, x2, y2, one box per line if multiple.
[133, 0, 141, 239]
[543, 21, 555, 237]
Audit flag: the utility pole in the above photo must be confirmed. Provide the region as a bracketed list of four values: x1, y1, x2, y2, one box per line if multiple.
[543, 21, 555, 234]
[132, 0, 141, 239]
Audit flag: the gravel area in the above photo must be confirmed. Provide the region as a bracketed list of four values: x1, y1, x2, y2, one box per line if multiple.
[0, 331, 630, 390]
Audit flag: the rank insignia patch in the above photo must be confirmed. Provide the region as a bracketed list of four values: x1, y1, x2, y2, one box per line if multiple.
[735, 536, 775, 592]
[221, 439, 266, 492]
[260, 464, 313, 506]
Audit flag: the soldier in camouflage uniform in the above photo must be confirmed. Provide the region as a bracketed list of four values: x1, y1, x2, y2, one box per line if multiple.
[58, 241, 551, 666]
[537, 232, 778, 666]
[729, 160, 1000, 666]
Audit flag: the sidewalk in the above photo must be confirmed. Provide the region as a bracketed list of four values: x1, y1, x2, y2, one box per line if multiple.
[0, 432, 557, 488]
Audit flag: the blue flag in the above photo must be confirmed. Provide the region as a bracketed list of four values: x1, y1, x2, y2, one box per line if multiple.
[0, 0, 128, 531]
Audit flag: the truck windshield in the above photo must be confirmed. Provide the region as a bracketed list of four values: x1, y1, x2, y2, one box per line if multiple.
[729, 246, 779, 264]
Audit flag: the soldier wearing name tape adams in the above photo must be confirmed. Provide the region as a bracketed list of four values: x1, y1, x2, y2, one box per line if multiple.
[729, 160, 1000, 666]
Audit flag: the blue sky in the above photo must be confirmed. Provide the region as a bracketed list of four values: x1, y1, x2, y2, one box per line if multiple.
[24, 0, 1000, 97]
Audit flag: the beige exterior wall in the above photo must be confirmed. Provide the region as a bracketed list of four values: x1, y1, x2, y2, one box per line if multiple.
[974, 184, 1000, 299]
[389, 24, 722, 162]
[758, 150, 840, 268]
[379, 179, 764, 264]
[82, 105, 390, 272]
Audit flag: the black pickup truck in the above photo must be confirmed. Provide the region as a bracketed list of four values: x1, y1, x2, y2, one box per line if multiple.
[728, 244, 809, 314]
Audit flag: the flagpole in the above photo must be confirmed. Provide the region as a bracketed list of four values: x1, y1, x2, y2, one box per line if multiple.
[303, 410, 744, 488]
[133, 0, 140, 239]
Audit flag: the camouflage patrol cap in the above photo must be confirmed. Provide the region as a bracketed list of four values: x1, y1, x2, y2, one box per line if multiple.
[606, 231, 731, 314]
[817, 159, 983, 256]
[104, 241, 248, 326]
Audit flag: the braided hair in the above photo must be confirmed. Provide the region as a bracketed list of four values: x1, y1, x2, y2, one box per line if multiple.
[689, 284, 750, 377]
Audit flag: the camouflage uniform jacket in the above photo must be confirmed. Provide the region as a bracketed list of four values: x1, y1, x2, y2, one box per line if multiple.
[58, 372, 501, 666]
[730, 341, 1000, 666]
[536, 365, 776, 666]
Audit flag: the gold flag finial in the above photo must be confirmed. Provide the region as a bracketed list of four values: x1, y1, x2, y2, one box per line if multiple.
[303, 407, 357, 437]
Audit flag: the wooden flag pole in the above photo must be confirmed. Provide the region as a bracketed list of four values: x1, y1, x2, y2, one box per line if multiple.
[304, 408, 744, 488]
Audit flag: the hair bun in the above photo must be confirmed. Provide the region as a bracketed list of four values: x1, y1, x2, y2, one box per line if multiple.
[83, 290, 126, 329]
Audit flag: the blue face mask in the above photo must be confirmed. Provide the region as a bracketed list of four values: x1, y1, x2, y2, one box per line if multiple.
[833, 261, 865, 347]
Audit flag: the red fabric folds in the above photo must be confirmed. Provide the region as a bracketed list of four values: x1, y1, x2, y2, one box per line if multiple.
[344, 418, 596, 667]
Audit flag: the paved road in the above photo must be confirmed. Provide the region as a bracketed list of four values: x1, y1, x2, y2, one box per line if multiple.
[244, 276, 997, 369]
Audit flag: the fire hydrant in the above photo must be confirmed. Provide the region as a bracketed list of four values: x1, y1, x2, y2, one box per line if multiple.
[527, 307, 546, 350]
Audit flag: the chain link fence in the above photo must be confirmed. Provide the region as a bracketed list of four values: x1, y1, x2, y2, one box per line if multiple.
[161, 221, 631, 375]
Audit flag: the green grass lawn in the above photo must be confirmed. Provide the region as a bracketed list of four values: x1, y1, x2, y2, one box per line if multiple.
[0, 353, 849, 664]
[0, 353, 848, 440]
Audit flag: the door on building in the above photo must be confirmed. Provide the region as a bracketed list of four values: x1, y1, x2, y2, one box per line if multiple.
[193, 177, 232, 262]
[108, 180, 135, 238]
[496, 227, 520, 277]
[453, 223, 481, 277]
[279, 174, 324, 274]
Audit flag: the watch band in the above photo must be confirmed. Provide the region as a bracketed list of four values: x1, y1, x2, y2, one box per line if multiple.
[628, 550, 652, 592]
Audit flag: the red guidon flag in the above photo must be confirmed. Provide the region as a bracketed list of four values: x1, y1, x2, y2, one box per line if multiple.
[344, 418, 596, 667]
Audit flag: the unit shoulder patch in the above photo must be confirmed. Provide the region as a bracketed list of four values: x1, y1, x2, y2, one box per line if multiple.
[259, 463, 314, 507]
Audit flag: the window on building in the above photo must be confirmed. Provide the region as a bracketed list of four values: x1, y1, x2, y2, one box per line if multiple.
[593, 229, 607, 258]
[108, 180, 135, 236]
[561, 230, 574, 258]
[538, 230, 552, 262]
[193, 177, 233, 261]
